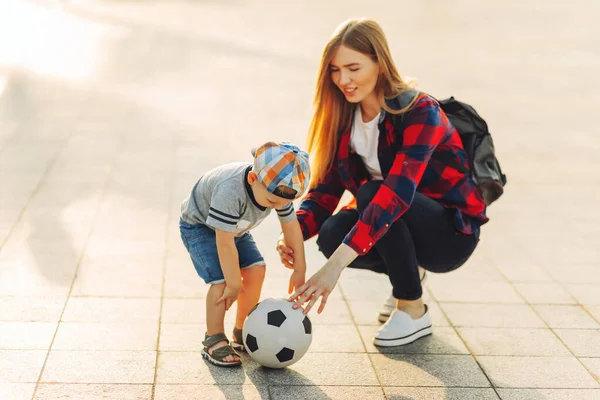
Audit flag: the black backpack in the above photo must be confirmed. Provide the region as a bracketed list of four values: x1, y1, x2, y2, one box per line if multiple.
[395, 92, 507, 206]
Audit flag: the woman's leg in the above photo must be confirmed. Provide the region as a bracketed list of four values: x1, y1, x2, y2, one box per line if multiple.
[317, 209, 387, 274]
[355, 181, 478, 317]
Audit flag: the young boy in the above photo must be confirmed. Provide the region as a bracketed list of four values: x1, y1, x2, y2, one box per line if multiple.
[179, 142, 310, 367]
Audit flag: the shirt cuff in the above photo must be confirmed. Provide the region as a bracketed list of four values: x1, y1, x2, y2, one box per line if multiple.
[342, 220, 377, 256]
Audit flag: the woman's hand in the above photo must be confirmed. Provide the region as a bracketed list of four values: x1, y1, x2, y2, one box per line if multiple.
[276, 235, 295, 269]
[288, 264, 342, 314]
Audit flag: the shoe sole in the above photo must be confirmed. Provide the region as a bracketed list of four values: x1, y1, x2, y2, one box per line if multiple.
[232, 342, 245, 352]
[201, 349, 242, 367]
[378, 313, 391, 323]
[373, 325, 433, 347]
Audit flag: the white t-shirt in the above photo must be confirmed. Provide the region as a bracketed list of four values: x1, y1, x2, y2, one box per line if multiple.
[350, 106, 383, 180]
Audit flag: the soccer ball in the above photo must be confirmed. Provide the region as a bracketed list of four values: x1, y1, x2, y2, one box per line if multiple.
[242, 297, 312, 368]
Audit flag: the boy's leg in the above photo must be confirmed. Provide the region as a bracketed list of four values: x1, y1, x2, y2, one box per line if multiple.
[206, 283, 240, 363]
[235, 265, 266, 331]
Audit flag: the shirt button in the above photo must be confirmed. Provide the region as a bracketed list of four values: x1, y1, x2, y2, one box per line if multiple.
[385, 224, 389, 227]
[362, 248, 367, 253]
[368, 242, 373, 246]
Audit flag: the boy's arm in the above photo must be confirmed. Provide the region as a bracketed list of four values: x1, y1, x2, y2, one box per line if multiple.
[280, 218, 307, 293]
[215, 229, 242, 310]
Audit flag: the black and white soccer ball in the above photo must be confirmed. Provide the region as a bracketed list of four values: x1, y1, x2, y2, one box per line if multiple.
[242, 297, 312, 368]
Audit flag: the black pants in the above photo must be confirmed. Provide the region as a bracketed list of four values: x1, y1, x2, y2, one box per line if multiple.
[316, 181, 479, 300]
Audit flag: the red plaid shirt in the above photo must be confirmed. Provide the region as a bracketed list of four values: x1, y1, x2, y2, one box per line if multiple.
[297, 94, 489, 256]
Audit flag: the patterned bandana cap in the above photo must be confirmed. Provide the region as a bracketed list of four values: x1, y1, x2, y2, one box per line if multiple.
[251, 142, 311, 200]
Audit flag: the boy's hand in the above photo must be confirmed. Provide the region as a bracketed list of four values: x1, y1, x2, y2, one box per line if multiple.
[276, 235, 295, 269]
[216, 284, 242, 311]
[288, 269, 306, 295]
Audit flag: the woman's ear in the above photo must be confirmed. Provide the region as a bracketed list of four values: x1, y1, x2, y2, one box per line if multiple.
[248, 170, 258, 185]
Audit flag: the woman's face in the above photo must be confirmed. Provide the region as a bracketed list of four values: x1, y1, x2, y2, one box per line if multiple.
[330, 45, 380, 104]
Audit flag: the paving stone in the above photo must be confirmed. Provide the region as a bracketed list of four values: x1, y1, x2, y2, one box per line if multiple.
[370, 354, 490, 387]
[156, 352, 269, 385]
[161, 299, 236, 324]
[304, 298, 354, 325]
[580, 358, 600, 382]
[0, 263, 75, 297]
[497, 389, 600, 400]
[338, 278, 393, 303]
[440, 303, 545, 328]
[544, 264, 600, 284]
[359, 326, 468, 355]
[513, 283, 576, 304]
[0, 322, 57, 349]
[154, 385, 269, 400]
[477, 356, 599, 388]
[41, 351, 156, 384]
[62, 297, 161, 322]
[34, 384, 152, 400]
[566, 284, 600, 305]
[71, 258, 163, 298]
[533, 305, 599, 329]
[159, 324, 205, 351]
[493, 261, 553, 283]
[384, 387, 499, 400]
[554, 330, 600, 357]
[164, 262, 209, 298]
[0, 383, 36, 400]
[428, 281, 522, 304]
[266, 353, 379, 386]
[0, 350, 46, 383]
[307, 324, 364, 353]
[457, 327, 570, 356]
[52, 322, 158, 351]
[0, 296, 65, 322]
[429, 260, 504, 282]
[586, 306, 600, 323]
[271, 386, 385, 400]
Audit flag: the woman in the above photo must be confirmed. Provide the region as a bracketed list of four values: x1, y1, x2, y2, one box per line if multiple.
[277, 18, 488, 347]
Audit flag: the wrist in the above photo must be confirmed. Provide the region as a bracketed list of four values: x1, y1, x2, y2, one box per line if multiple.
[293, 262, 307, 273]
[325, 260, 345, 276]
[225, 278, 242, 288]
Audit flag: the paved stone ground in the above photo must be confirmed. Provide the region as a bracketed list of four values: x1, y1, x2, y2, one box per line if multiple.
[0, 0, 599, 399]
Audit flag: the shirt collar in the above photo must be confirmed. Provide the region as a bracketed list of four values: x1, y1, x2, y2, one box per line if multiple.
[243, 166, 267, 211]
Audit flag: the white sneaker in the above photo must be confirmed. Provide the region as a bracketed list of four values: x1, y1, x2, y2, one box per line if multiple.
[378, 293, 397, 323]
[378, 268, 427, 323]
[373, 305, 432, 347]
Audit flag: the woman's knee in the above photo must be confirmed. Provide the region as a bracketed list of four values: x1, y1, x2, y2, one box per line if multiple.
[356, 180, 383, 212]
[316, 219, 344, 258]
[316, 211, 357, 258]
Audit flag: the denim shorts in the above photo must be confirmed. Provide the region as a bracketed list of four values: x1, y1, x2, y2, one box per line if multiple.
[179, 220, 265, 284]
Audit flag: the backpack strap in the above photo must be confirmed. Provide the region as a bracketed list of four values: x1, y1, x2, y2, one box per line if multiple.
[394, 89, 420, 111]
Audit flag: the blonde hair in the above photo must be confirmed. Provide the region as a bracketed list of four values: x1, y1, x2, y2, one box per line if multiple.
[307, 18, 418, 188]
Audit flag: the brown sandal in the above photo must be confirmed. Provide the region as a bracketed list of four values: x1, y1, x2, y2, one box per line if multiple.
[232, 327, 245, 352]
[201, 332, 241, 367]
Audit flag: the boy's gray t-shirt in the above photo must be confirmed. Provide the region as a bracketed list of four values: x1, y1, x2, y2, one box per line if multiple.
[180, 162, 296, 236]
